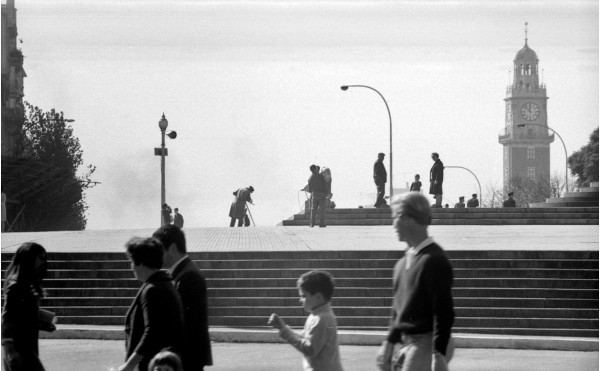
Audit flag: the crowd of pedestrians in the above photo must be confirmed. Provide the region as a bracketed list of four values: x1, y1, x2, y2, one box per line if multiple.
[2, 191, 456, 371]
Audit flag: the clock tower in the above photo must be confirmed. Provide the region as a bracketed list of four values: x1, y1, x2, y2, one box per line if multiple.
[498, 24, 554, 194]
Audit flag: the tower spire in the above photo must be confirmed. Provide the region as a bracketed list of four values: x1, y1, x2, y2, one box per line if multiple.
[524, 22, 528, 45]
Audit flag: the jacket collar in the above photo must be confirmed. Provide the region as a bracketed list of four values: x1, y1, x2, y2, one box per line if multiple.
[169, 255, 191, 279]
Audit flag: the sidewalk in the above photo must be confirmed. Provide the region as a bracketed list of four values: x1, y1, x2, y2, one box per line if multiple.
[41, 325, 599, 352]
[39, 339, 599, 371]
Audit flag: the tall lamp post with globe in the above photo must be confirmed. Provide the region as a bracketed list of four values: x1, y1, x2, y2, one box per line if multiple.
[155, 113, 177, 225]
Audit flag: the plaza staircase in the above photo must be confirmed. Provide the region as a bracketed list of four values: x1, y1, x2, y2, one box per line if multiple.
[530, 182, 599, 208]
[281, 207, 599, 226]
[2, 250, 598, 338]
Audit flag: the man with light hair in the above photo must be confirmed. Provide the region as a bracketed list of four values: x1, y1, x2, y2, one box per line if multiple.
[377, 192, 455, 371]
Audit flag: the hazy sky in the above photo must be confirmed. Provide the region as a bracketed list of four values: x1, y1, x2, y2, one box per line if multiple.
[13, 0, 599, 229]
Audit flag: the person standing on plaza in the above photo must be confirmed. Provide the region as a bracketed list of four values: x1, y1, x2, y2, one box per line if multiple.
[229, 186, 254, 227]
[268, 270, 344, 371]
[374, 153, 388, 208]
[153, 225, 213, 371]
[308, 164, 328, 227]
[454, 196, 465, 208]
[376, 192, 455, 371]
[429, 153, 444, 208]
[503, 192, 516, 207]
[467, 194, 479, 208]
[2, 242, 49, 371]
[120, 237, 184, 371]
[409, 174, 422, 192]
[173, 208, 184, 228]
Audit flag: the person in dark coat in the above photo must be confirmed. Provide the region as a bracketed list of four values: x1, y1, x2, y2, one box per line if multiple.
[229, 186, 254, 227]
[153, 225, 213, 371]
[173, 208, 184, 228]
[409, 174, 422, 192]
[2, 242, 48, 371]
[503, 192, 516, 208]
[373, 153, 388, 208]
[429, 152, 444, 208]
[120, 237, 184, 371]
[467, 194, 479, 208]
[308, 164, 328, 227]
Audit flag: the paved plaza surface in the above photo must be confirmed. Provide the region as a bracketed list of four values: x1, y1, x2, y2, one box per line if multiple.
[40, 340, 598, 371]
[1, 225, 598, 253]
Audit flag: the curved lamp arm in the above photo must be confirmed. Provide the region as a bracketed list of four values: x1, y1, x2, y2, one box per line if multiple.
[444, 166, 482, 205]
[341, 85, 394, 198]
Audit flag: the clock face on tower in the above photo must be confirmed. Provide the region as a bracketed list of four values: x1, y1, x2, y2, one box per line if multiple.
[520, 102, 540, 121]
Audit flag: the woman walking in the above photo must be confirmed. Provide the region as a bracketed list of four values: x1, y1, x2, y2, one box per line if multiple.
[2, 242, 49, 371]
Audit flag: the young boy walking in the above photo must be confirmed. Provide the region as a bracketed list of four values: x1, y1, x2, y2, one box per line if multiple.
[268, 270, 343, 371]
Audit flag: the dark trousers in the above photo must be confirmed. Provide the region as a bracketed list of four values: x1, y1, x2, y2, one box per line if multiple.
[310, 193, 327, 227]
[375, 182, 386, 207]
[230, 217, 243, 227]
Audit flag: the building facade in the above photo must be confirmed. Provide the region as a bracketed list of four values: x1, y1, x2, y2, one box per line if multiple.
[498, 29, 553, 194]
[1, 0, 26, 157]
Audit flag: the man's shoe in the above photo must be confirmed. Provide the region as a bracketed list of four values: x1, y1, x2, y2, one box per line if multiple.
[319, 225, 326, 228]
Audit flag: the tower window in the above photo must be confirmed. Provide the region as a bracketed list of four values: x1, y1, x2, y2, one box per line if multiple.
[527, 167, 535, 181]
[527, 147, 535, 159]
[504, 147, 509, 160]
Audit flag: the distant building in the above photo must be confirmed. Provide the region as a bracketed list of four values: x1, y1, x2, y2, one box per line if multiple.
[498, 24, 553, 194]
[1, 0, 26, 157]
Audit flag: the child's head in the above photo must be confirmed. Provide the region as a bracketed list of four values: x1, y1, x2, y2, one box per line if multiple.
[297, 270, 335, 312]
[148, 350, 182, 371]
[414, 174, 420, 180]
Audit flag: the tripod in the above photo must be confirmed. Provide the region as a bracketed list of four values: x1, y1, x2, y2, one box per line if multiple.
[245, 203, 256, 227]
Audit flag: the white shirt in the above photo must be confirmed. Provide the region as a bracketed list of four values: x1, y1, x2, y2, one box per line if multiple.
[405, 236, 434, 270]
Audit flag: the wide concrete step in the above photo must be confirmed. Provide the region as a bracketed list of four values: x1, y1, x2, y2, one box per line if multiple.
[202, 315, 598, 329]
[546, 197, 599, 203]
[3, 249, 596, 261]
[38, 267, 594, 280]
[451, 327, 597, 337]
[293, 212, 599, 220]
[530, 202, 599, 208]
[42, 296, 599, 311]
[282, 219, 598, 226]
[45, 305, 597, 321]
[8, 257, 595, 271]
[564, 191, 600, 198]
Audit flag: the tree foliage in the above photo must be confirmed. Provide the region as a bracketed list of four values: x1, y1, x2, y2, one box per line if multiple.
[505, 173, 573, 207]
[568, 128, 599, 187]
[17, 102, 96, 231]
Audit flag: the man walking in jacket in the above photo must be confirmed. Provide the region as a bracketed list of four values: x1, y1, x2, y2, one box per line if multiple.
[374, 152, 388, 208]
[153, 225, 213, 371]
[376, 192, 455, 371]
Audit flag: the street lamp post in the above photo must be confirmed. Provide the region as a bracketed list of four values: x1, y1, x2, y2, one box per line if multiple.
[155, 113, 177, 226]
[341, 85, 394, 199]
[444, 166, 482, 206]
[517, 123, 569, 194]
